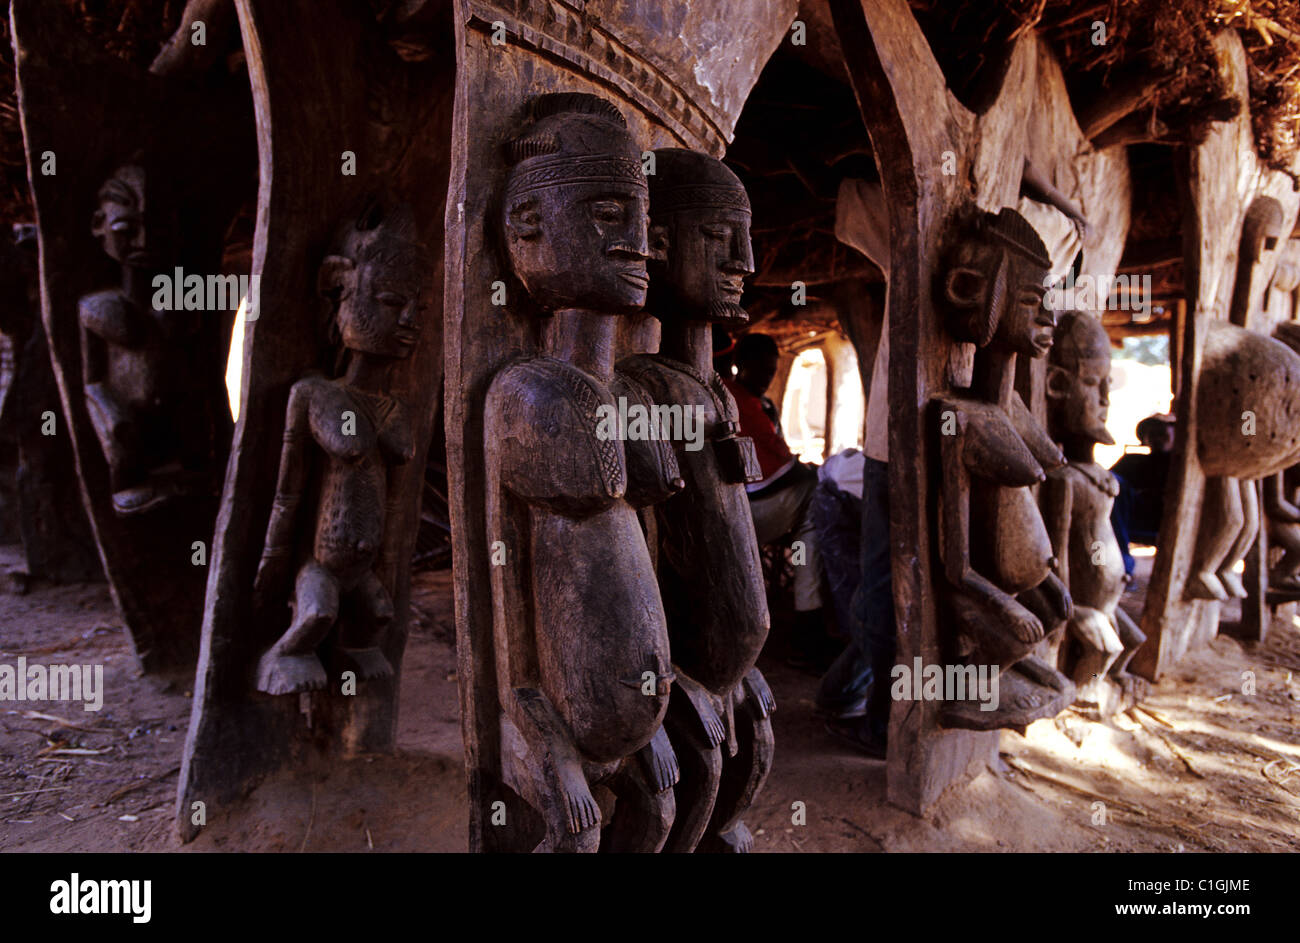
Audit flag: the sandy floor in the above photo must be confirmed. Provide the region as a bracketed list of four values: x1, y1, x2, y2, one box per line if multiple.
[1, 549, 1296, 852]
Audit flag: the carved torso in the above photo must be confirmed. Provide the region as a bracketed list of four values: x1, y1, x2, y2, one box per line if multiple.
[1051, 461, 1124, 610]
[486, 356, 671, 763]
[296, 376, 412, 586]
[79, 289, 197, 409]
[940, 392, 1058, 594]
[617, 353, 768, 694]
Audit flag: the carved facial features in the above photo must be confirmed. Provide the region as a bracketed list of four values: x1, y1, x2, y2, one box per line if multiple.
[1049, 356, 1114, 445]
[504, 180, 650, 314]
[650, 207, 754, 324]
[994, 268, 1057, 359]
[92, 165, 150, 268]
[324, 237, 427, 360]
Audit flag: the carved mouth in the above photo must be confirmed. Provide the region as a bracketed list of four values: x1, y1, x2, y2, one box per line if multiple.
[718, 278, 745, 298]
[617, 271, 649, 289]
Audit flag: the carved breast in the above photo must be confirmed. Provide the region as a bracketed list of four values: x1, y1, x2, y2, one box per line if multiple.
[1199, 321, 1300, 478]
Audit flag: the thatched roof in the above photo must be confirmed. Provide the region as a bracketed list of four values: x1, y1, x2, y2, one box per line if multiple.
[910, 0, 1300, 173]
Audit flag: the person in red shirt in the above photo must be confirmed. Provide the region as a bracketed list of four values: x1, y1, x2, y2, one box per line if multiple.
[722, 333, 828, 668]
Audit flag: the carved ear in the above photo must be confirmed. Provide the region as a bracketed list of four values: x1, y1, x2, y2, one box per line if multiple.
[318, 255, 356, 300]
[648, 223, 670, 263]
[944, 266, 986, 307]
[91, 210, 107, 237]
[505, 199, 542, 242]
[944, 250, 1007, 347]
[1045, 364, 1071, 400]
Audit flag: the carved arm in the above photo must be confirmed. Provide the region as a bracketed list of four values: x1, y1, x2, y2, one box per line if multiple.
[1264, 470, 1300, 524]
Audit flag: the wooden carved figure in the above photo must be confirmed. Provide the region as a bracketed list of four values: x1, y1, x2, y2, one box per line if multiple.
[1188, 320, 1300, 601]
[1262, 322, 1300, 596]
[80, 162, 213, 515]
[485, 93, 679, 853]
[933, 208, 1075, 731]
[252, 200, 426, 695]
[1044, 311, 1147, 712]
[617, 149, 773, 853]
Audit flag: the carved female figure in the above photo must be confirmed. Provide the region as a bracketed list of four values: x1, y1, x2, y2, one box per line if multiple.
[80, 162, 211, 514]
[933, 208, 1074, 731]
[252, 200, 426, 696]
[617, 148, 773, 853]
[485, 93, 678, 852]
[1044, 311, 1147, 712]
[1189, 320, 1300, 601]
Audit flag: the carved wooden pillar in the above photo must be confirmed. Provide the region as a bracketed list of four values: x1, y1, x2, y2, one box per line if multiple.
[1134, 32, 1300, 679]
[175, 0, 452, 841]
[445, 0, 794, 851]
[11, 0, 253, 671]
[828, 0, 1130, 811]
[0, 228, 100, 584]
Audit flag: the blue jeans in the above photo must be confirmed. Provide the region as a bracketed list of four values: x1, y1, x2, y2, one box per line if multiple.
[1110, 471, 1161, 577]
[812, 480, 872, 708]
[817, 457, 893, 740]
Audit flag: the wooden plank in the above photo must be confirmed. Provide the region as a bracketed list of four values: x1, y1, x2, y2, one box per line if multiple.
[11, 0, 254, 673]
[175, 0, 454, 841]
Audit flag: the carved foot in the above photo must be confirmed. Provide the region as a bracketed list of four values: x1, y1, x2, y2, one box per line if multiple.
[1186, 570, 1229, 601]
[1217, 568, 1248, 599]
[553, 763, 601, 836]
[1112, 671, 1149, 707]
[1268, 571, 1300, 592]
[637, 726, 680, 793]
[1016, 654, 1070, 693]
[939, 662, 1073, 732]
[703, 821, 754, 854]
[255, 651, 327, 695]
[111, 484, 169, 515]
[336, 646, 394, 682]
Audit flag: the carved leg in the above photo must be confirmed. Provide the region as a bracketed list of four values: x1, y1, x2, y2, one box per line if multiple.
[335, 569, 395, 682]
[86, 385, 159, 513]
[1188, 476, 1243, 600]
[601, 729, 677, 853]
[1109, 607, 1149, 703]
[1066, 604, 1124, 705]
[510, 688, 601, 852]
[1217, 478, 1257, 599]
[698, 672, 775, 854]
[1266, 521, 1300, 588]
[661, 686, 724, 853]
[255, 558, 337, 695]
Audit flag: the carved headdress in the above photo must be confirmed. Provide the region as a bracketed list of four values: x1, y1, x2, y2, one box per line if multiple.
[502, 93, 645, 205]
[1050, 309, 1110, 371]
[647, 148, 751, 218]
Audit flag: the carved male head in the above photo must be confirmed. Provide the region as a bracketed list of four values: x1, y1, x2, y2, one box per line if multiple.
[92, 164, 151, 268]
[942, 208, 1056, 359]
[319, 198, 427, 360]
[1048, 310, 1114, 446]
[645, 148, 753, 325]
[500, 93, 649, 314]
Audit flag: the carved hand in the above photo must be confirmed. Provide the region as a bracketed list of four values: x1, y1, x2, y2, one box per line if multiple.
[253, 551, 292, 611]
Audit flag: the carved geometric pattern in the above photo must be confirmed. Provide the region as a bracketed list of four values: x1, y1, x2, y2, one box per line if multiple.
[558, 365, 625, 496]
[469, 0, 726, 152]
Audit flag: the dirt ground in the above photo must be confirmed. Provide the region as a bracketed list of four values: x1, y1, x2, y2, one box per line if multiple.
[1, 546, 1297, 853]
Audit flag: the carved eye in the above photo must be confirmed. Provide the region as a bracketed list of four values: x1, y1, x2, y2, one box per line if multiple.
[377, 291, 407, 308]
[701, 225, 730, 241]
[591, 201, 624, 223]
[110, 219, 135, 234]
